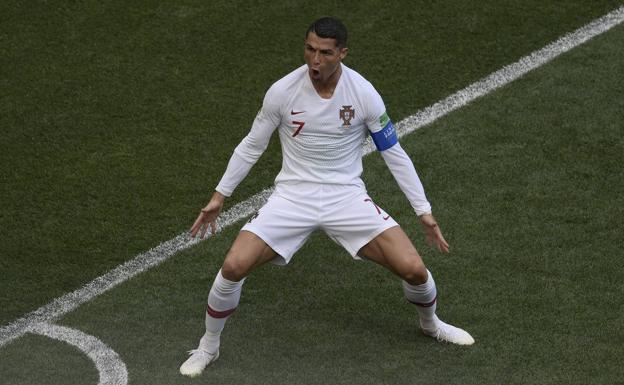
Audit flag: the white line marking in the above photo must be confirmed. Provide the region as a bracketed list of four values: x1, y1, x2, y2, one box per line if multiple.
[365, 5, 624, 151]
[28, 323, 128, 385]
[2, 5, 623, 349]
[0, 189, 272, 348]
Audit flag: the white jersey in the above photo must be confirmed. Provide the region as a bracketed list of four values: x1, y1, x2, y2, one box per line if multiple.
[216, 63, 431, 215]
[234, 63, 390, 188]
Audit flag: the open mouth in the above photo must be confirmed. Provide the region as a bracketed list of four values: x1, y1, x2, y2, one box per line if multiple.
[311, 68, 321, 78]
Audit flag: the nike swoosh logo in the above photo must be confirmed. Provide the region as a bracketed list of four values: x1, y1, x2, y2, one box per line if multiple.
[291, 110, 305, 115]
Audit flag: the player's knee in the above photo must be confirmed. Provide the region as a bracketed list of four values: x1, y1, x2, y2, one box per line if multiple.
[221, 257, 250, 282]
[401, 262, 428, 285]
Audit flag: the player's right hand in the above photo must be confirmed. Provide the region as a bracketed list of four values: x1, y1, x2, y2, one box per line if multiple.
[191, 192, 226, 238]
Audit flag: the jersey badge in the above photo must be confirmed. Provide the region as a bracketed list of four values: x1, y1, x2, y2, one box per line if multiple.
[339, 105, 355, 127]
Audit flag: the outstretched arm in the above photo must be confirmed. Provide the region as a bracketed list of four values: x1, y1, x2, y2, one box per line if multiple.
[191, 94, 281, 238]
[380, 143, 450, 253]
[362, 81, 448, 252]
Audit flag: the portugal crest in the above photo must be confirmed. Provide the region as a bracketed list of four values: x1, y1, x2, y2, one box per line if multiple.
[339, 105, 355, 126]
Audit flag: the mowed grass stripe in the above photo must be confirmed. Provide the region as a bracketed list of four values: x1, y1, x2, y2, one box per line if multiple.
[69, 20, 624, 385]
[2, 0, 621, 327]
[2, 4, 623, 349]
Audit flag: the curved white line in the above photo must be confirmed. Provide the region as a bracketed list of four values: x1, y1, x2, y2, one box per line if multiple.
[28, 323, 128, 385]
[1, 5, 623, 349]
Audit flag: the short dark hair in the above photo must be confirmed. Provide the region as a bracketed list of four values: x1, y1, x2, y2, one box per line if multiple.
[306, 17, 348, 48]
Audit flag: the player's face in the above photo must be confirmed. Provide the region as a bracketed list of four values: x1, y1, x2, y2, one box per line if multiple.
[304, 32, 348, 83]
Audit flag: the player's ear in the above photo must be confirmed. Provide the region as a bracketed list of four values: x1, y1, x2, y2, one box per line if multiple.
[339, 47, 348, 60]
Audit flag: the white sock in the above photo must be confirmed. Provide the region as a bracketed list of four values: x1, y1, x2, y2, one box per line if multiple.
[402, 269, 439, 331]
[199, 269, 245, 353]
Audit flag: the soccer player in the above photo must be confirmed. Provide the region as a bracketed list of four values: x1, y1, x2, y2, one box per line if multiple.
[180, 16, 474, 377]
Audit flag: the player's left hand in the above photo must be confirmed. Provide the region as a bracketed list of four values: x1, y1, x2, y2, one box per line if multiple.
[419, 213, 450, 253]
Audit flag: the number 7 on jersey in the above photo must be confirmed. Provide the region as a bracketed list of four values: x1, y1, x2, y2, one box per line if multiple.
[292, 120, 305, 137]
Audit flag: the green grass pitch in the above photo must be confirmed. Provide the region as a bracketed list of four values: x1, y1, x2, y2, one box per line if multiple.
[1, 1, 623, 384]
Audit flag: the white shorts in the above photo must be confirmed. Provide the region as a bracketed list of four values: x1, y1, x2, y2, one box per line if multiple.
[241, 182, 399, 265]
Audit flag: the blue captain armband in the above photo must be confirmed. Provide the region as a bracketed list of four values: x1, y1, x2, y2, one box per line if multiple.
[370, 121, 398, 151]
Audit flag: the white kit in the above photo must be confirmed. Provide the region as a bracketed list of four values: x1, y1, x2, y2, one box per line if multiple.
[215, 63, 431, 261]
